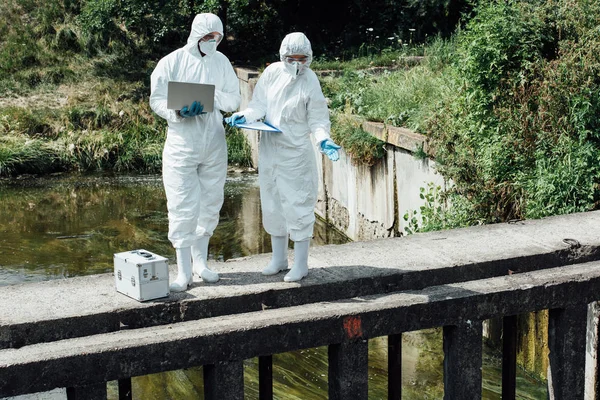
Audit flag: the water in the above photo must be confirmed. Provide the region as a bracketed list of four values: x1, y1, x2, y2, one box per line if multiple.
[0, 173, 547, 399]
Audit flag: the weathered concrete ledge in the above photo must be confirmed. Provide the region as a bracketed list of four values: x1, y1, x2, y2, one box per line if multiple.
[361, 121, 431, 155]
[234, 67, 259, 82]
[2, 261, 599, 397]
[1, 210, 600, 350]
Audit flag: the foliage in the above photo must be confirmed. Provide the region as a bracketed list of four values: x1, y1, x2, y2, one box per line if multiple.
[426, 0, 600, 223]
[0, 135, 64, 176]
[73, 0, 471, 66]
[0, 83, 166, 176]
[330, 113, 385, 166]
[403, 182, 483, 234]
[320, 37, 457, 133]
[226, 125, 253, 167]
[312, 52, 422, 72]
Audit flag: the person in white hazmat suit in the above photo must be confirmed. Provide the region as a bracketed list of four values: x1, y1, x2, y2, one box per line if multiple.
[150, 13, 241, 292]
[225, 32, 341, 282]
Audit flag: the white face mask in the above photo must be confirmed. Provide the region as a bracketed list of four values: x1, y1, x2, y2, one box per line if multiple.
[199, 39, 217, 56]
[284, 61, 302, 78]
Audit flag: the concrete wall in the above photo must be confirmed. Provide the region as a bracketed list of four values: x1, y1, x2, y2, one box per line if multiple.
[236, 68, 260, 168]
[234, 67, 444, 241]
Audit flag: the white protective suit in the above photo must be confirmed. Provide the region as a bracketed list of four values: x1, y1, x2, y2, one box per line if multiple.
[240, 32, 331, 242]
[150, 14, 240, 249]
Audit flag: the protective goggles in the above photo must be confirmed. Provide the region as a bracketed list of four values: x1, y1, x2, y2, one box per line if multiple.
[200, 32, 223, 42]
[284, 56, 309, 64]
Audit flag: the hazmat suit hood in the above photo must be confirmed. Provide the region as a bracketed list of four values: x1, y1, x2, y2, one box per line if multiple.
[184, 13, 224, 56]
[279, 32, 313, 77]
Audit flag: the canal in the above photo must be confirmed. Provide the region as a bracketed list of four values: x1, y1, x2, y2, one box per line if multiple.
[0, 172, 547, 399]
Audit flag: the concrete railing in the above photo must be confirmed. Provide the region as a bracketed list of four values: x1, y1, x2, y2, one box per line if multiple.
[2, 263, 600, 399]
[2, 211, 600, 399]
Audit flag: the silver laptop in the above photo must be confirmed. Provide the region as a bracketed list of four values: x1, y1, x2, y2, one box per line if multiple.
[167, 81, 215, 112]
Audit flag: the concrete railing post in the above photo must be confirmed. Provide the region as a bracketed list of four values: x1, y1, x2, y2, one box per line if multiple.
[118, 378, 132, 400]
[586, 301, 600, 400]
[388, 333, 402, 400]
[548, 305, 587, 399]
[204, 360, 244, 400]
[259, 355, 273, 400]
[502, 315, 518, 400]
[118, 322, 132, 400]
[328, 339, 369, 400]
[66, 383, 107, 400]
[443, 320, 483, 399]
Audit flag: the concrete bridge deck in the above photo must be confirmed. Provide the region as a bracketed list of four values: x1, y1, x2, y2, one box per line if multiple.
[2, 210, 600, 350]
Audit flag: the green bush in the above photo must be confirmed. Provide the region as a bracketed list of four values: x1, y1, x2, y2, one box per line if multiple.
[427, 0, 600, 223]
[78, 0, 119, 44]
[330, 113, 385, 166]
[403, 183, 481, 234]
[226, 125, 252, 167]
[455, 1, 552, 98]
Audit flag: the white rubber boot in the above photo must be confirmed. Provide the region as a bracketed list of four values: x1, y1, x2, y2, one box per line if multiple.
[262, 235, 289, 275]
[170, 247, 192, 292]
[192, 236, 219, 283]
[284, 239, 309, 282]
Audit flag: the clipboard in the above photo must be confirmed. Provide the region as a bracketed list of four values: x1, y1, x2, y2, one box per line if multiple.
[167, 81, 215, 112]
[236, 121, 282, 132]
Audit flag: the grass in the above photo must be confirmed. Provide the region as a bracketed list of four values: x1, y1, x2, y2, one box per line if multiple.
[0, 135, 62, 176]
[226, 125, 253, 167]
[312, 49, 424, 71]
[330, 113, 386, 166]
[320, 37, 457, 133]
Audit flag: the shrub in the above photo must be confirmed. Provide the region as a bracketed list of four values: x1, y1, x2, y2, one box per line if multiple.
[426, 0, 600, 223]
[54, 26, 80, 52]
[403, 183, 482, 234]
[330, 113, 385, 166]
[226, 125, 252, 167]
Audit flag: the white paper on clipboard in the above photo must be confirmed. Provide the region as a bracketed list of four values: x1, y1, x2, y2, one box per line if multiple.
[236, 121, 282, 132]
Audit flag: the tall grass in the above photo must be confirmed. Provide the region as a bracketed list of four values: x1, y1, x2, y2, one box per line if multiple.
[311, 47, 425, 72]
[0, 94, 166, 177]
[0, 135, 63, 176]
[226, 125, 253, 167]
[330, 113, 385, 166]
[321, 37, 457, 133]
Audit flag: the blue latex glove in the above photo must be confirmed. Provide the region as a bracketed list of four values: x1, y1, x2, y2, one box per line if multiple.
[224, 114, 246, 127]
[179, 101, 204, 118]
[320, 139, 341, 161]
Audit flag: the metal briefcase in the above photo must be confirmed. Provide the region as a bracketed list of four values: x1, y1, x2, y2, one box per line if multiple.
[114, 249, 170, 301]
